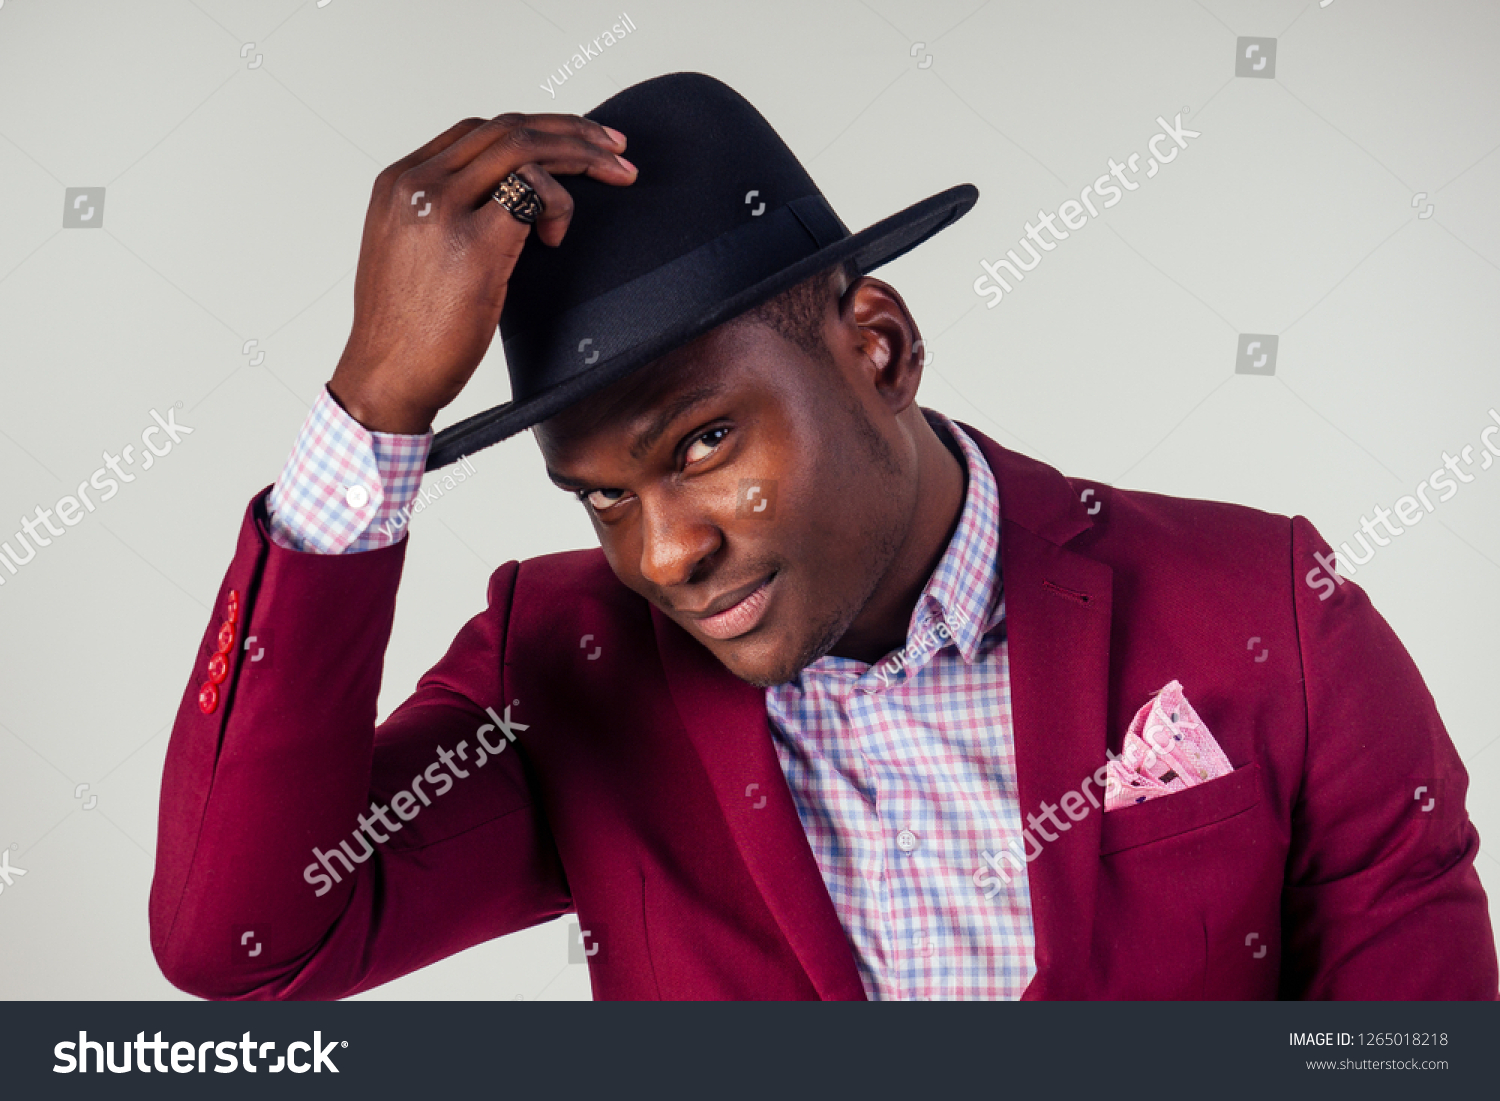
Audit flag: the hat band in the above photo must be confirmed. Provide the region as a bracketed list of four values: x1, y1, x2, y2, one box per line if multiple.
[502, 193, 848, 399]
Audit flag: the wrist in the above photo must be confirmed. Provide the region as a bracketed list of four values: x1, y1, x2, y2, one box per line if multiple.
[326, 375, 434, 436]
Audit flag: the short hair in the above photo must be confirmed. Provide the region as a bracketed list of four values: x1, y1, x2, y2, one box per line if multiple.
[732, 257, 860, 368]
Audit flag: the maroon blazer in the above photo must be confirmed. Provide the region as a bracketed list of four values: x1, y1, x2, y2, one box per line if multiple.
[150, 422, 1498, 999]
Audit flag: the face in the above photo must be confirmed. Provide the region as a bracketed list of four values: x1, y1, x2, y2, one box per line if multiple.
[533, 278, 923, 688]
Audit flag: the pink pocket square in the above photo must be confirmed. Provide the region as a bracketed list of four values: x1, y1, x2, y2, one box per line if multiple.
[1104, 680, 1233, 811]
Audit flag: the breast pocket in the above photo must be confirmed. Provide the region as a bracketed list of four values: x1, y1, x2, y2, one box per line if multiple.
[1092, 761, 1276, 998]
[1099, 761, 1262, 856]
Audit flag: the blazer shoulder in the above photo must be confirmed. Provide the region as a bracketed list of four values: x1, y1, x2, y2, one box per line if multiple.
[1083, 480, 1293, 548]
[505, 545, 652, 636]
[953, 416, 1297, 561]
[1062, 478, 1303, 598]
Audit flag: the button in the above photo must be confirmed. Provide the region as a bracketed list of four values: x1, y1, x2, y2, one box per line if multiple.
[897, 829, 918, 852]
[345, 484, 370, 509]
[198, 682, 219, 714]
[226, 589, 240, 625]
[207, 652, 228, 685]
[216, 622, 236, 654]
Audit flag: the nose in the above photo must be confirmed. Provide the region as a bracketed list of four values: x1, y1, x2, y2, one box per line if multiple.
[638, 491, 721, 589]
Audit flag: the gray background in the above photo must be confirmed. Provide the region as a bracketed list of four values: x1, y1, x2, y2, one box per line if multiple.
[1, 0, 1496, 1000]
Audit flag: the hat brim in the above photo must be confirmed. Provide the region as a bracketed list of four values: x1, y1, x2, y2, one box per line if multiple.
[426, 182, 978, 470]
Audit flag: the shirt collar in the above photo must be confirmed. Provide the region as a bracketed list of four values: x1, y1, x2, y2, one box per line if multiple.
[794, 407, 1005, 694]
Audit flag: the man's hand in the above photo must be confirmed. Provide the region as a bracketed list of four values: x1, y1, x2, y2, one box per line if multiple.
[328, 113, 637, 434]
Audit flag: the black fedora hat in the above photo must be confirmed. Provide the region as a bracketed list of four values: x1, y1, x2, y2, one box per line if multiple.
[426, 71, 978, 471]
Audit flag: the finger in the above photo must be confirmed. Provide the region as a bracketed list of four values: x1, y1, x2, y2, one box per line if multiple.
[450, 126, 634, 213]
[522, 112, 627, 150]
[474, 163, 580, 248]
[427, 112, 624, 175]
[381, 117, 491, 183]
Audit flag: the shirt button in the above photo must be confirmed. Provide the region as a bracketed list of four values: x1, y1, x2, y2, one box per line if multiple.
[897, 829, 918, 852]
[207, 652, 228, 685]
[216, 622, 236, 655]
[226, 589, 240, 624]
[345, 484, 371, 509]
[198, 682, 219, 714]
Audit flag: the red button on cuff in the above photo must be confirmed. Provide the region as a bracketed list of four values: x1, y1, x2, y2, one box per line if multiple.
[226, 590, 240, 625]
[216, 622, 236, 654]
[198, 682, 219, 714]
[207, 651, 228, 685]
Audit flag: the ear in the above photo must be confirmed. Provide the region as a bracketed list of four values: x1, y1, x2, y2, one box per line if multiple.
[841, 277, 923, 417]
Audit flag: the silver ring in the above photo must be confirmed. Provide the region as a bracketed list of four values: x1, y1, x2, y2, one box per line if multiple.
[491, 171, 543, 224]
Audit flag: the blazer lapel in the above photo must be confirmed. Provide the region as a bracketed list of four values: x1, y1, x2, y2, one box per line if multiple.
[651, 606, 868, 1000]
[648, 421, 1111, 1002]
[959, 421, 1113, 1000]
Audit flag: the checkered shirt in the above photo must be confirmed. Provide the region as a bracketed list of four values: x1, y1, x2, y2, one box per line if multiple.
[765, 410, 1034, 1000]
[267, 385, 431, 553]
[268, 394, 1035, 999]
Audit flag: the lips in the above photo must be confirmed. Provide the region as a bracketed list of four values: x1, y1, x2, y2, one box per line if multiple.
[692, 572, 777, 641]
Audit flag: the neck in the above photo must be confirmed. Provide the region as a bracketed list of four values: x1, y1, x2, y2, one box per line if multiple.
[827, 409, 967, 664]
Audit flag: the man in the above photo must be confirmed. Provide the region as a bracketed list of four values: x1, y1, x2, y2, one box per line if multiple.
[150, 72, 1497, 1000]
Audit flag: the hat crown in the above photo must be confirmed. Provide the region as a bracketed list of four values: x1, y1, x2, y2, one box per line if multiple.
[425, 71, 976, 470]
[500, 72, 842, 401]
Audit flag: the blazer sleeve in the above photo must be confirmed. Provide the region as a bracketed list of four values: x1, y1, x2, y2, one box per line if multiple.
[1281, 515, 1498, 999]
[149, 489, 571, 999]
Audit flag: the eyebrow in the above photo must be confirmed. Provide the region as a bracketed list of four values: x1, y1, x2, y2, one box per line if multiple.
[546, 381, 729, 489]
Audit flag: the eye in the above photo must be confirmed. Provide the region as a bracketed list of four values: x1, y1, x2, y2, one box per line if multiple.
[577, 487, 627, 512]
[684, 425, 730, 465]
[575, 426, 732, 513]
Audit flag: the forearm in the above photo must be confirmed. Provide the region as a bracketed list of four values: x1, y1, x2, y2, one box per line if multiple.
[151, 491, 406, 995]
[150, 496, 569, 999]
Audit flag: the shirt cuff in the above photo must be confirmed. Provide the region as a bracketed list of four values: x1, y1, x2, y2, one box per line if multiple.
[267, 385, 432, 554]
